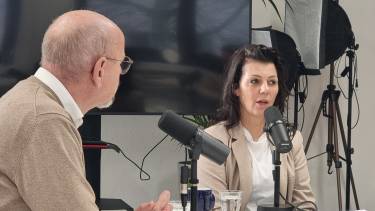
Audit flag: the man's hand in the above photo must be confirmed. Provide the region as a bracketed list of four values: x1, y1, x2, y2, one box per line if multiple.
[136, 190, 172, 211]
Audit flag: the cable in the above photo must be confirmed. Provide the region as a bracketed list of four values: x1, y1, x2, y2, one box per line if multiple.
[139, 134, 169, 181]
[279, 193, 302, 211]
[118, 146, 151, 181]
[297, 75, 307, 131]
[279, 192, 318, 211]
[334, 55, 343, 79]
[307, 152, 327, 161]
[333, 50, 360, 129]
[352, 79, 360, 129]
[351, 52, 360, 129]
[335, 55, 348, 99]
[294, 200, 318, 211]
[82, 138, 152, 181]
[299, 104, 305, 131]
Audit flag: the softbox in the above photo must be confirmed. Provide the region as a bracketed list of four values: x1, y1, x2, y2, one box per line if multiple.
[283, 0, 353, 71]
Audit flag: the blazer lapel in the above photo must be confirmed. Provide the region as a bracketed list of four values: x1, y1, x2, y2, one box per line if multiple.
[229, 125, 252, 209]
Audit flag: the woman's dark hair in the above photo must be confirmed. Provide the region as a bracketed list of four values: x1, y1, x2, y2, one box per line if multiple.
[217, 44, 289, 129]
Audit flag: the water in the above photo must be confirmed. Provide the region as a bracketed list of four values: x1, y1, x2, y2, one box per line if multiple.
[220, 192, 242, 211]
[169, 200, 190, 211]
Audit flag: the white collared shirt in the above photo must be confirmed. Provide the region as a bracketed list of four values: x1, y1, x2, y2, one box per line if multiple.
[34, 67, 84, 128]
[243, 127, 274, 211]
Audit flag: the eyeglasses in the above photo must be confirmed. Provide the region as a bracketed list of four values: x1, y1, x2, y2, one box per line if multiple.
[106, 56, 133, 75]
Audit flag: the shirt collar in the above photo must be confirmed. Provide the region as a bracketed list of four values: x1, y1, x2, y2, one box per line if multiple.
[242, 127, 267, 144]
[34, 67, 84, 128]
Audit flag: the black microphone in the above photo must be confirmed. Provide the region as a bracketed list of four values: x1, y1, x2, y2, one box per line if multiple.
[264, 106, 293, 153]
[158, 110, 230, 165]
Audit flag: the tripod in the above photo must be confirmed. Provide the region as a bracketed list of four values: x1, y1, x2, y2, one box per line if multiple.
[304, 62, 359, 211]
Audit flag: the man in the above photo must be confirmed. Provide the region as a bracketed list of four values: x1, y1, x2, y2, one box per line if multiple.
[0, 10, 171, 211]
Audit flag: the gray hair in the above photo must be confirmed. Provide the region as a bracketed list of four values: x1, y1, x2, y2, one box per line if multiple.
[41, 11, 116, 76]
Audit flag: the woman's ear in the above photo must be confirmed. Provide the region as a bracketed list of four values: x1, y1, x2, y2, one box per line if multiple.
[91, 57, 107, 88]
[232, 83, 240, 96]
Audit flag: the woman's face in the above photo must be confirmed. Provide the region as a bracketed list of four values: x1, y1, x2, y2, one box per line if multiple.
[234, 59, 279, 119]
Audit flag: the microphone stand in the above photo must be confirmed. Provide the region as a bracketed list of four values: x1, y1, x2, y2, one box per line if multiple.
[188, 137, 203, 211]
[257, 149, 292, 211]
[180, 164, 189, 211]
[273, 150, 282, 208]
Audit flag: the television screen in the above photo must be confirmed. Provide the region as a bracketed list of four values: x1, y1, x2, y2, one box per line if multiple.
[0, 0, 250, 114]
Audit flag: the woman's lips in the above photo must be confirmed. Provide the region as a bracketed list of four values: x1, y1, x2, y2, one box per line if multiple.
[256, 100, 269, 107]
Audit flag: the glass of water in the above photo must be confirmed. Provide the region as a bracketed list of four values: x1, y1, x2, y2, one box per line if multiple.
[220, 190, 242, 211]
[169, 200, 190, 211]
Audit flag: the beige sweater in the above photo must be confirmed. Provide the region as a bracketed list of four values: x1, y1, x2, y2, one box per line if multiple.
[197, 122, 316, 211]
[0, 77, 97, 210]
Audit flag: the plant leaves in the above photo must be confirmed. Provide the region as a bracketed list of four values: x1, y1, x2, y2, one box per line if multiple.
[268, 0, 283, 22]
[262, 0, 267, 7]
[285, 0, 294, 13]
[263, 0, 294, 23]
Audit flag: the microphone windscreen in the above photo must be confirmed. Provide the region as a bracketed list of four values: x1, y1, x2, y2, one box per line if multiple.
[264, 106, 283, 124]
[158, 110, 198, 145]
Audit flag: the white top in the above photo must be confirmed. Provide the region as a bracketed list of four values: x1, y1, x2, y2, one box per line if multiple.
[34, 67, 84, 128]
[243, 128, 274, 211]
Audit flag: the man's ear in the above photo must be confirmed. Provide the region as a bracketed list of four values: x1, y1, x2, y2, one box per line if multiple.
[91, 57, 107, 88]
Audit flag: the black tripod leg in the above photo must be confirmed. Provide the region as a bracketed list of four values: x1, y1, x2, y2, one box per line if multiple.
[304, 101, 324, 154]
[336, 103, 360, 210]
[336, 104, 349, 154]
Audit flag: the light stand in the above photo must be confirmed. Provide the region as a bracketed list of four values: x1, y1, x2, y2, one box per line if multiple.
[304, 60, 359, 210]
[300, 0, 360, 209]
[340, 37, 360, 210]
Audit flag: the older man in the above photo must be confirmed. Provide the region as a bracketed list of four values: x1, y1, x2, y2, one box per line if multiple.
[0, 10, 171, 211]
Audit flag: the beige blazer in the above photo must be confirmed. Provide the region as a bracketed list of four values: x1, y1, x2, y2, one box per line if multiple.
[197, 122, 315, 210]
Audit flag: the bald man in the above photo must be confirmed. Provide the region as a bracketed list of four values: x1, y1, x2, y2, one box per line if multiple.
[0, 10, 171, 211]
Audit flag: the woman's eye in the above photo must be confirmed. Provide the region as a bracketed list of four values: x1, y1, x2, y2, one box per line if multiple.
[250, 79, 258, 84]
[268, 80, 278, 85]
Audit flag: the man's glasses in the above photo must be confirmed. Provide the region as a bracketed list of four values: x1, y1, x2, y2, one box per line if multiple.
[106, 56, 133, 75]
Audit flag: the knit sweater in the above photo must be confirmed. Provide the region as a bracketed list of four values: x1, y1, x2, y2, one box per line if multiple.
[0, 76, 97, 210]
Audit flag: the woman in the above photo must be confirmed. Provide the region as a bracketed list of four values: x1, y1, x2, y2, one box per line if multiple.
[197, 44, 316, 211]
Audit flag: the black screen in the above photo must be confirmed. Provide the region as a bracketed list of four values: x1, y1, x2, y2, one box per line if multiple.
[0, 0, 250, 114]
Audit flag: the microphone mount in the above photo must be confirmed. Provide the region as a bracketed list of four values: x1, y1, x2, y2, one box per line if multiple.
[257, 140, 293, 211]
[188, 137, 203, 211]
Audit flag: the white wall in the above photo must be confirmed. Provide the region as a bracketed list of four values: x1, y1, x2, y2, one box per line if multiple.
[101, 115, 184, 207]
[101, 1, 375, 210]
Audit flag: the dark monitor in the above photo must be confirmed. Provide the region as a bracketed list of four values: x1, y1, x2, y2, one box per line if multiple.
[0, 0, 250, 115]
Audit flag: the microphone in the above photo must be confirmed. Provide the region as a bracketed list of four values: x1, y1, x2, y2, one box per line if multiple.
[264, 106, 293, 153]
[158, 110, 230, 165]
